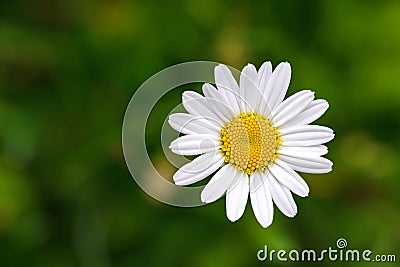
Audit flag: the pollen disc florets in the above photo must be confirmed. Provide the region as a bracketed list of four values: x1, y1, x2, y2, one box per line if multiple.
[220, 112, 281, 175]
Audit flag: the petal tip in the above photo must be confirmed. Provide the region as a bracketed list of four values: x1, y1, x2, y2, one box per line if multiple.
[260, 221, 272, 228]
[227, 214, 239, 222]
[200, 194, 211, 204]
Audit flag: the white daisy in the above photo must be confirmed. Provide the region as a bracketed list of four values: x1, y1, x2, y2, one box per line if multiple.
[168, 61, 334, 228]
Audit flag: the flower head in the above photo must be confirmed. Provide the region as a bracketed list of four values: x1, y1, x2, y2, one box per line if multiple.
[169, 61, 334, 228]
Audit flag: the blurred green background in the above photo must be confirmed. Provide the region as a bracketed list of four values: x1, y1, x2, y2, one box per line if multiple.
[1, 0, 399, 266]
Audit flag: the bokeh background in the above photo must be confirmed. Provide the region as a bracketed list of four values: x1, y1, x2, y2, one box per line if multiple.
[1, 0, 399, 266]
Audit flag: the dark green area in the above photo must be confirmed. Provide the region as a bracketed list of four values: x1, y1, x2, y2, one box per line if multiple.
[0, 0, 399, 266]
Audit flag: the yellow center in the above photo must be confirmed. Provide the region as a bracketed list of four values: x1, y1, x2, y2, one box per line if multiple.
[220, 112, 281, 175]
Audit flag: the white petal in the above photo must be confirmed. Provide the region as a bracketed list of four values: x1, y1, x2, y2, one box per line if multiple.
[272, 159, 309, 197]
[173, 152, 224, 185]
[263, 62, 291, 113]
[278, 145, 328, 158]
[280, 125, 333, 136]
[202, 83, 236, 122]
[286, 165, 332, 174]
[280, 125, 334, 146]
[168, 113, 220, 135]
[182, 91, 223, 126]
[282, 99, 329, 129]
[226, 172, 249, 222]
[214, 64, 241, 114]
[279, 154, 333, 174]
[169, 134, 220, 155]
[267, 174, 297, 217]
[207, 98, 236, 123]
[239, 64, 260, 112]
[250, 171, 273, 228]
[268, 163, 308, 197]
[257, 61, 273, 115]
[272, 90, 314, 127]
[201, 165, 239, 203]
[202, 82, 228, 103]
[257, 61, 273, 89]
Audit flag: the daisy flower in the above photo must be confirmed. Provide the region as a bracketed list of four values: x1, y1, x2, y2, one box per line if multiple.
[168, 61, 334, 228]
